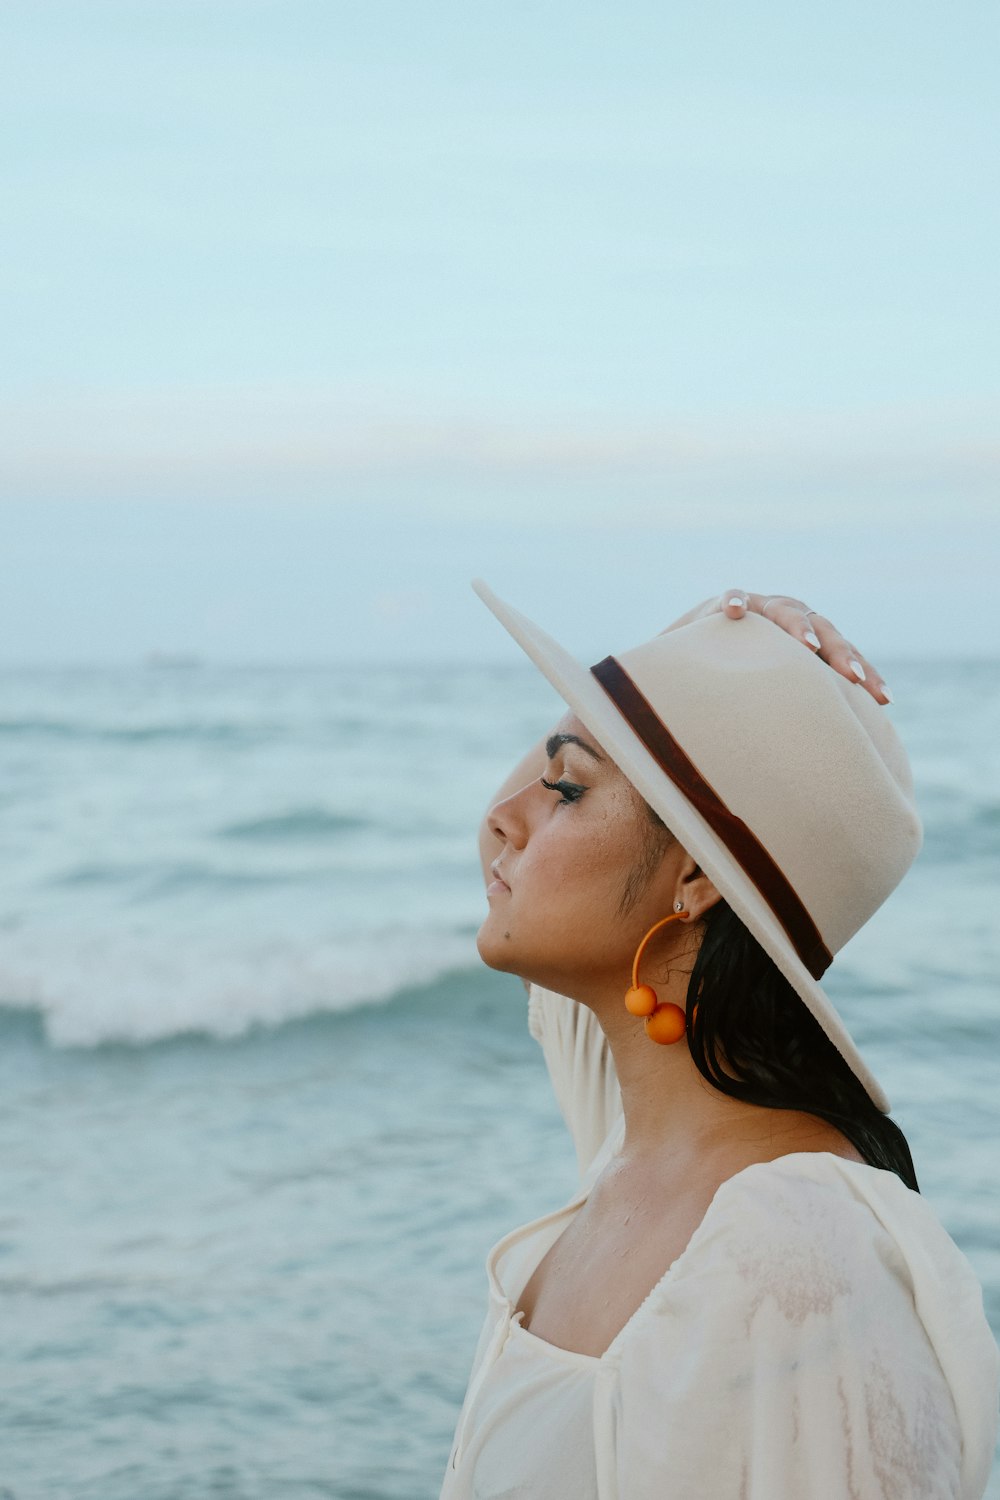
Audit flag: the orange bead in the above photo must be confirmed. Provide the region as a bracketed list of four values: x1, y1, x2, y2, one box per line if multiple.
[645, 1002, 687, 1045]
[624, 983, 658, 1017]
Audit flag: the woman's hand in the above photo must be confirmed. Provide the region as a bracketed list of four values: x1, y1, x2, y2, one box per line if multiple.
[662, 590, 893, 707]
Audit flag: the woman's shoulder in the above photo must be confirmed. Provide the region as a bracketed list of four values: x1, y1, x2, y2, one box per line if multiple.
[667, 1150, 980, 1301]
[629, 1149, 997, 1408]
[605, 1153, 999, 1500]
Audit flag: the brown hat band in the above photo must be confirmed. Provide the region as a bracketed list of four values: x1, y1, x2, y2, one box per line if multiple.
[591, 654, 833, 980]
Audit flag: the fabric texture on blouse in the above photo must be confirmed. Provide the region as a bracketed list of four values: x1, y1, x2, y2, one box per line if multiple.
[440, 1313, 600, 1500]
[441, 984, 1000, 1499]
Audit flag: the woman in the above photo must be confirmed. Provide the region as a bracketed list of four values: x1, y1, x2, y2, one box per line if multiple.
[441, 586, 998, 1499]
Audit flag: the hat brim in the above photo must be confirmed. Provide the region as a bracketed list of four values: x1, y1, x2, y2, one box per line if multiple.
[472, 578, 890, 1114]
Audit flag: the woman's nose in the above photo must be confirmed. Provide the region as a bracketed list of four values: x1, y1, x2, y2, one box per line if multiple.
[486, 783, 531, 848]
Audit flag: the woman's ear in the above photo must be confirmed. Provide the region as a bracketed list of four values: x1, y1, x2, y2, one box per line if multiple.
[677, 861, 723, 922]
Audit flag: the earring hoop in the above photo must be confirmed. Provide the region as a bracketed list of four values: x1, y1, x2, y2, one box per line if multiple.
[624, 912, 690, 1044]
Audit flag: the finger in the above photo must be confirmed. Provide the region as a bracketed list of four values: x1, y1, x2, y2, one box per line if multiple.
[802, 612, 895, 706]
[756, 597, 823, 653]
[839, 648, 893, 705]
[720, 588, 750, 618]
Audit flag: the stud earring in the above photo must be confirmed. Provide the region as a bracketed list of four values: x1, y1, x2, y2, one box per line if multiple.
[624, 911, 689, 1044]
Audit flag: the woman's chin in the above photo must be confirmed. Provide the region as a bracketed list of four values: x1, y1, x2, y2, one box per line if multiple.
[476, 924, 512, 972]
[475, 921, 519, 974]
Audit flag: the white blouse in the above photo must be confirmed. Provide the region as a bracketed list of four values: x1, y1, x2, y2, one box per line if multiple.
[440, 985, 1000, 1500]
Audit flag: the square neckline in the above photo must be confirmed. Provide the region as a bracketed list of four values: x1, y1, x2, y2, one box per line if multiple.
[488, 1147, 893, 1365]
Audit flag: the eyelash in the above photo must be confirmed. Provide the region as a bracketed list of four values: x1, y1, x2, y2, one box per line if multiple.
[540, 776, 586, 805]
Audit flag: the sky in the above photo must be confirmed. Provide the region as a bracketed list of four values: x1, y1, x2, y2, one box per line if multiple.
[1, 0, 997, 663]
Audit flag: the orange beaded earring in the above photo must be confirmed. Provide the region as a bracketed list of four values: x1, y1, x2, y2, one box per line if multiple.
[624, 904, 690, 1044]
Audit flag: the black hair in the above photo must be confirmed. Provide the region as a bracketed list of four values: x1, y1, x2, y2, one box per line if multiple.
[640, 808, 919, 1191]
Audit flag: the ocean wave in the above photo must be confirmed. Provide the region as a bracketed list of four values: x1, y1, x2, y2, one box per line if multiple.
[216, 807, 368, 842]
[0, 716, 81, 737]
[0, 928, 481, 1049]
[48, 861, 329, 893]
[99, 723, 277, 745]
[0, 718, 281, 745]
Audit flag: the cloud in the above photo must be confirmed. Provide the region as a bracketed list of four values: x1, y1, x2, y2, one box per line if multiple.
[1, 384, 997, 528]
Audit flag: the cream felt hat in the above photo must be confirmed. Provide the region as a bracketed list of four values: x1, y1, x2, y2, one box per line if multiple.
[472, 579, 923, 1113]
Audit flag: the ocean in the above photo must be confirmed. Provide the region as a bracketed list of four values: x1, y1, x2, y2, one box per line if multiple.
[0, 657, 997, 1498]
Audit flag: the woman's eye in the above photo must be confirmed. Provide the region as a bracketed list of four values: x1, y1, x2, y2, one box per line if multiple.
[539, 776, 586, 805]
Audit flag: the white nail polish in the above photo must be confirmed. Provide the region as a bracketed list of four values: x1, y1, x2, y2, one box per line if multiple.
[805, 630, 821, 650]
[726, 596, 744, 609]
[848, 658, 867, 682]
[881, 684, 894, 703]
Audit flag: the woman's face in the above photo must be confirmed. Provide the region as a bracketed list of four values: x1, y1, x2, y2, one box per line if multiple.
[478, 710, 685, 1001]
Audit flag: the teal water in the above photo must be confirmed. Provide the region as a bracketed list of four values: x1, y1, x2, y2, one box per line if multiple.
[0, 659, 998, 1497]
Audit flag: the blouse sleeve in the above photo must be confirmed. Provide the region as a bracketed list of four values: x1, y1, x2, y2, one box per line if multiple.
[527, 983, 623, 1186]
[598, 1158, 998, 1500]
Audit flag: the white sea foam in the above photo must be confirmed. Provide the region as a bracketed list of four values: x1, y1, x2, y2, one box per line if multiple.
[0, 925, 480, 1046]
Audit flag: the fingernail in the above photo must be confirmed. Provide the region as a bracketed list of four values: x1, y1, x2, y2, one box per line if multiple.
[726, 595, 745, 609]
[881, 683, 894, 704]
[805, 630, 821, 650]
[848, 658, 867, 682]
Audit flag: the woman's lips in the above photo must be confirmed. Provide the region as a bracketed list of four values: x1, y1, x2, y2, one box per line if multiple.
[487, 878, 511, 895]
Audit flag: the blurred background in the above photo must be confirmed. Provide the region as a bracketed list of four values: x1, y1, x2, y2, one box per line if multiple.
[1, 2, 997, 1497]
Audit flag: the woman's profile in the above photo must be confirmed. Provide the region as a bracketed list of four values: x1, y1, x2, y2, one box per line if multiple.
[440, 585, 999, 1499]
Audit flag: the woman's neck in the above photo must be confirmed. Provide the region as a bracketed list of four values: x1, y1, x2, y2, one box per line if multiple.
[593, 994, 853, 1176]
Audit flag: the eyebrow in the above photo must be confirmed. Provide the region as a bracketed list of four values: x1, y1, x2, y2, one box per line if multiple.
[545, 732, 606, 764]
